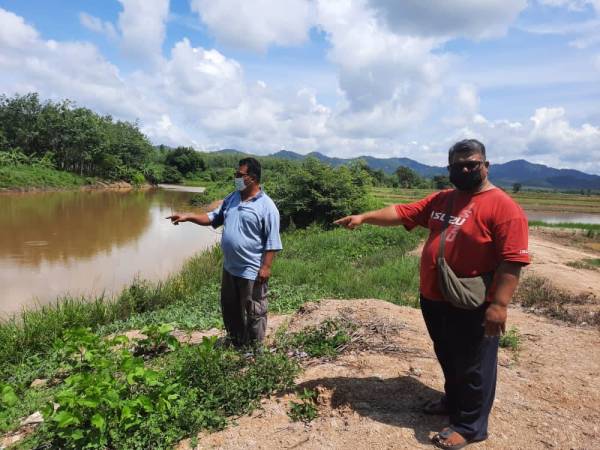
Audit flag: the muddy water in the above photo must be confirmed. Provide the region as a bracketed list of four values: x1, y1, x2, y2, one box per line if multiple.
[0, 188, 220, 316]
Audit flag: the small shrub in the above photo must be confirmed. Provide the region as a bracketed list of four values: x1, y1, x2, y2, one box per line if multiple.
[288, 388, 319, 423]
[134, 323, 180, 357]
[277, 319, 353, 358]
[499, 326, 521, 352]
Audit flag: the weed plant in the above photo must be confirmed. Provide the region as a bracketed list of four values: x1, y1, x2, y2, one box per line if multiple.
[288, 388, 319, 423]
[276, 319, 354, 358]
[19, 331, 298, 450]
[515, 275, 599, 326]
[499, 326, 521, 352]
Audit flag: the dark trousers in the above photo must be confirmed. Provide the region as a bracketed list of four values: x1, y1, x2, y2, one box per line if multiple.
[420, 296, 499, 441]
[220, 269, 268, 346]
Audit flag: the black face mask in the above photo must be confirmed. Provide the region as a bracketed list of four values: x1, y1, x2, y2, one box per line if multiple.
[449, 167, 483, 191]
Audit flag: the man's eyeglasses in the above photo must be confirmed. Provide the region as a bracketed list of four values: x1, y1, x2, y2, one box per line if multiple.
[447, 161, 484, 171]
[234, 171, 250, 178]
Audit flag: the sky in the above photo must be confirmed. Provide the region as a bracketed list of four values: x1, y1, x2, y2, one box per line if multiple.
[1, 0, 599, 174]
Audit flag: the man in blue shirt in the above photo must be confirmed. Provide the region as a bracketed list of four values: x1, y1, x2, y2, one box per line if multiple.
[167, 158, 282, 346]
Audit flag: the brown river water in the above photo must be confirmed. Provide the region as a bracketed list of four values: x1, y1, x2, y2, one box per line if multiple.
[0, 188, 220, 316]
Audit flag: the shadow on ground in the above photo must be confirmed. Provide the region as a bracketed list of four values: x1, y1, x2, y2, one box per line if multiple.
[298, 375, 447, 445]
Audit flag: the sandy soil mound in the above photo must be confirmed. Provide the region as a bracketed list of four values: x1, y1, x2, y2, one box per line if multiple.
[180, 299, 600, 450]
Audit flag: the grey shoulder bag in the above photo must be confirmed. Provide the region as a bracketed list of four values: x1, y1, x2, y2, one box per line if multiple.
[437, 193, 494, 309]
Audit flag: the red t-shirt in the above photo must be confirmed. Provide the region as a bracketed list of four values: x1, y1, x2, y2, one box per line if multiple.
[395, 188, 530, 302]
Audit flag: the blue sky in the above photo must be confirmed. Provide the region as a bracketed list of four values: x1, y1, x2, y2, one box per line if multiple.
[1, 0, 599, 173]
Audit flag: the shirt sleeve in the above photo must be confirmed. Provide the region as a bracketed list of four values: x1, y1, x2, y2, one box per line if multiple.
[263, 203, 283, 251]
[394, 191, 441, 230]
[207, 193, 232, 228]
[492, 204, 530, 265]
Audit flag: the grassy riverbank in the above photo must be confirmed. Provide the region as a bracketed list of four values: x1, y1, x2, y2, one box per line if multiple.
[0, 165, 89, 191]
[0, 225, 424, 447]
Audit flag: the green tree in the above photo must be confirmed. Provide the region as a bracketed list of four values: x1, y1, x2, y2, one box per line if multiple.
[165, 147, 206, 176]
[395, 166, 422, 188]
[512, 182, 522, 193]
[267, 158, 369, 229]
[433, 175, 452, 190]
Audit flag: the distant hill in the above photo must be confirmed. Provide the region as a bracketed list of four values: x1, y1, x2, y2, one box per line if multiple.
[268, 150, 600, 190]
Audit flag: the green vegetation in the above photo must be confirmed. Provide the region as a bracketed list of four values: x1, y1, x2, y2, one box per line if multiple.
[20, 331, 298, 450]
[288, 389, 319, 423]
[0, 94, 151, 183]
[529, 220, 600, 238]
[370, 186, 600, 216]
[268, 158, 373, 228]
[0, 151, 88, 190]
[566, 258, 600, 271]
[0, 223, 423, 446]
[276, 319, 354, 358]
[499, 326, 521, 352]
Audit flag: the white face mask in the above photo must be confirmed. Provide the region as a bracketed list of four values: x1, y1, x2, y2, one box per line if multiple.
[234, 177, 246, 191]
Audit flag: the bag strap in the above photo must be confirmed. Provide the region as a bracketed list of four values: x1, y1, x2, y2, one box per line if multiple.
[438, 191, 456, 260]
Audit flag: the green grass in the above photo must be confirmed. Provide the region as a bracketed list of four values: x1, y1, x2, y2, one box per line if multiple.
[529, 221, 600, 239]
[275, 225, 425, 306]
[371, 187, 600, 213]
[566, 258, 600, 271]
[528, 220, 600, 231]
[0, 165, 88, 190]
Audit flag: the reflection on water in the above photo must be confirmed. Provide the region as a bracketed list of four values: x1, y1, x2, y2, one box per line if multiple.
[0, 191, 152, 267]
[0, 189, 220, 315]
[525, 211, 600, 224]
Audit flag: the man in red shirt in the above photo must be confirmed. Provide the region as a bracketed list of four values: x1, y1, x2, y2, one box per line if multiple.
[335, 139, 529, 449]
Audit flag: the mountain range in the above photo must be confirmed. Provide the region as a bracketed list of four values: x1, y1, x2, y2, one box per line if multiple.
[210, 149, 600, 190]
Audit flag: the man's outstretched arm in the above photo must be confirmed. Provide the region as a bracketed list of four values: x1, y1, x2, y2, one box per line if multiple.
[166, 213, 212, 226]
[334, 205, 403, 229]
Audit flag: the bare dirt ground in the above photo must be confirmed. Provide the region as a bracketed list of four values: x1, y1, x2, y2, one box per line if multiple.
[179, 299, 599, 450]
[527, 229, 600, 297]
[177, 231, 600, 450]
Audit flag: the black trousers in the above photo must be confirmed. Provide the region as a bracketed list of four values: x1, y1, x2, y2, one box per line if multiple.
[220, 269, 268, 346]
[420, 296, 499, 441]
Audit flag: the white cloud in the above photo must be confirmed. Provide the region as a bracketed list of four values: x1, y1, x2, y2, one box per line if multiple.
[79, 12, 118, 41]
[315, 0, 449, 137]
[453, 107, 600, 173]
[190, 0, 314, 52]
[368, 0, 527, 39]
[117, 0, 169, 64]
[537, 0, 600, 11]
[0, 8, 38, 50]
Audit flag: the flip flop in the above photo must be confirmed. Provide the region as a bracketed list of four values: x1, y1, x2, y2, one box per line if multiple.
[422, 398, 450, 415]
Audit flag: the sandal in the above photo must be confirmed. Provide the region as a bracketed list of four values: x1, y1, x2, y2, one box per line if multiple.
[431, 428, 468, 450]
[422, 397, 450, 415]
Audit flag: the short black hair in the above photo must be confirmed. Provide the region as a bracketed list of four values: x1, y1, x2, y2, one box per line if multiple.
[239, 157, 261, 183]
[448, 139, 486, 164]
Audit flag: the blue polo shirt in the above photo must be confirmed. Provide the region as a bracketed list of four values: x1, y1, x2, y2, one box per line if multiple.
[207, 190, 282, 280]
